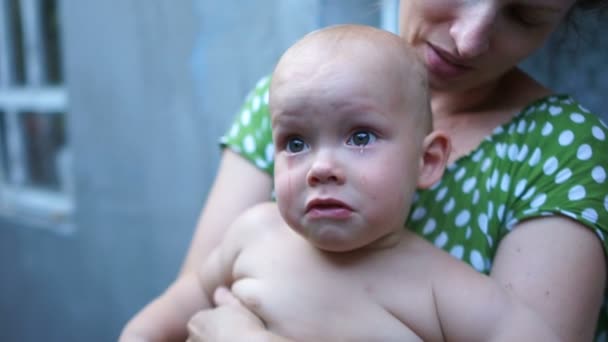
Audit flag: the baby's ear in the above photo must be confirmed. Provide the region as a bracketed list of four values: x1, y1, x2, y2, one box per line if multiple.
[417, 131, 450, 189]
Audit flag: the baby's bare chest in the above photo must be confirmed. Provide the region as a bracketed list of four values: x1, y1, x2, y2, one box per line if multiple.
[229, 235, 443, 341]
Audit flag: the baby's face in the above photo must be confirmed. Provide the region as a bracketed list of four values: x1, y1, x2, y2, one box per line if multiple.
[271, 53, 426, 252]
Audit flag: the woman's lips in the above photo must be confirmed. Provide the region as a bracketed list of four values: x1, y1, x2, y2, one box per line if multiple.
[425, 44, 472, 79]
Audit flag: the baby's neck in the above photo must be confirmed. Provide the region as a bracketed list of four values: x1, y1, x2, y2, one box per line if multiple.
[358, 229, 406, 252]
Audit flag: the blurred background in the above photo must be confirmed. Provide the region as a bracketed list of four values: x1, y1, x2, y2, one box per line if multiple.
[0, 0, 605, 340]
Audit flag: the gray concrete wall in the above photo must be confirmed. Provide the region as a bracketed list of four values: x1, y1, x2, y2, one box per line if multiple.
[0, 1, 605, 341]
[0, 1, 381, 341]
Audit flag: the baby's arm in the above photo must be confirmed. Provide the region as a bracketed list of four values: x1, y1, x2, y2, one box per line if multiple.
[432, 259, 562, 341]
[120, 222, 246, 341]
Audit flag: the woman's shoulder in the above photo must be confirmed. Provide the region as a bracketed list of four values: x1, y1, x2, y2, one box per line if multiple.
[220, 75, 274, 175]
[461, 94, 607, 164]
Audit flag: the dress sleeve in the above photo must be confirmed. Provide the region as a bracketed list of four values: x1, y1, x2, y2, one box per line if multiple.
[501, 97, 608, 253]
[219, 75, 274, 176]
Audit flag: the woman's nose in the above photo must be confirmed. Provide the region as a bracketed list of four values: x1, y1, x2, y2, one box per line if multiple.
[306, 153, 345, 186]
[449, 3, 495, 58]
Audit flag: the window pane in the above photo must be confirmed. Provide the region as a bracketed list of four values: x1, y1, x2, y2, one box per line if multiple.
[19, 111, 66, 191]
[8, 0, 26, 85]
[42, 0, 62, 84]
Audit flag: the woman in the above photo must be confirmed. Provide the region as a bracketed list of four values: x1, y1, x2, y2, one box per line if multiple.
[181, 0, 607, 340]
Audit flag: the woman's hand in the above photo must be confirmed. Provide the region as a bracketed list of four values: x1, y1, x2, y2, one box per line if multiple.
[186, 287, 266, 342]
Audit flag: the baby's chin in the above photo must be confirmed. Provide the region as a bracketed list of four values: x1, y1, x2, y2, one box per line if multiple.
[297, 226, 396, 253]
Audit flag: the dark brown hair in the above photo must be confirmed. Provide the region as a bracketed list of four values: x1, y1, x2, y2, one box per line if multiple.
[575, 0, 608, 10]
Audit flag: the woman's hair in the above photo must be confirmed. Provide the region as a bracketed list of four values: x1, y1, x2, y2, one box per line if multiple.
[575, 0, 608, 10]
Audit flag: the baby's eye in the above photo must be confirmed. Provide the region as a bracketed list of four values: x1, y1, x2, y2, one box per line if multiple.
[286, 137, 308, 153]
[347, 131, 377, 146]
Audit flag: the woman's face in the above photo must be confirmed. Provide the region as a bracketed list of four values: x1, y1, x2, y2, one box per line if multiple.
[399, 0, 576, 91]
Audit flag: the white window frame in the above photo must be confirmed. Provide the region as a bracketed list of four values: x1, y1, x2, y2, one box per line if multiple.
[0, 0, 73, 232]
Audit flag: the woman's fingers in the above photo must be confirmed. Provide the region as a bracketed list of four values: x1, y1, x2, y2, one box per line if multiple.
[213, 286, 240, 306]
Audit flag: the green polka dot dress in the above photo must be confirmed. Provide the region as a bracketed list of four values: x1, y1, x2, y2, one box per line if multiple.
[221, 76, 608, 340]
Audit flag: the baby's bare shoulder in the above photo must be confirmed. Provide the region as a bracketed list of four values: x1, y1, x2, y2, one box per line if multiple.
[224, 202, 286, 245]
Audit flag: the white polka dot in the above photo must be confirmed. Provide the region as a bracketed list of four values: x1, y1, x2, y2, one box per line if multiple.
[582, 208, 598, 224]
[241, 109, 252, 125]
[493, 126, 505, 135]
[466, 227, 472, 240]
[481, 158, 492, 172]
[254, 158, 268, 169]
[478, 213, 489, 234]
[472, 149, 484, 162]
[522, 186, 536, 200]
[256, 76, 270, 88]
[543, 157, 559, 175]
[570, 113, 585, 123]
[560, 210, 578, 220]
[592, 166, 606, 183]
[517, 120, 527, 134]
[455, 210, 471, 227]
[549, 106, 563, 116]
[436, 187, 448, 201]
[455, 168, 466, 181]
[592, 126, 606, 141]
[555, 168, 572, 184]
[430, 181, 442, 191]
[411, 207, 427, 221]
[463, 178, 476, 193]
[486, 235, 494, 248]
[263, 90, 269, 105]
[604, 195, 608, 212]
[578, 104, 590, 113]
[265, 144, 274, 162]
[443, 197, 455, 214]
[508, 124, 516, 134]
[517, 145, 529, 162]
[251, 95, 261, 112]
[434, 232, 448, 248]
[261, 116, 269, 131]
[491, 170, 499, 189]
[528, 148, 541, 167]
[470, 250, 485, 272]
[531, 193, 547, 208]
[422, 219, 437, 235]
[496, 143, 507, 159]
[577, 144, 592, 160]
[568, 185, 586, 201]
[450, 245, 464, 259]
[229, 124, 240, 137]
[528, 121, 536, 133]
[558, 130, 574, 146]
[514, 179, 527, 197]
[497, 205, 505, 221]
[472, 190, 480, 205]
[487, 201, 494, 220]
[539, 103, 547, 111]
[508, 144, 519, 161]
[500, 173, 511, 192]
[541, 122, 553, 136]
[243, 135, 256, 153]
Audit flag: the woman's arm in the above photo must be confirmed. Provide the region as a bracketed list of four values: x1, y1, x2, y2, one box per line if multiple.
[490, 216, 606, 341]
[181, 149, 273, 274]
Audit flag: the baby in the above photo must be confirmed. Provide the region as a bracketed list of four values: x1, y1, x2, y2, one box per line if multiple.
[121, 24, 558, 341]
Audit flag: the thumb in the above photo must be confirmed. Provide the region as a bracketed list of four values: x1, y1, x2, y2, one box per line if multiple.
[213, 287, 241, 306]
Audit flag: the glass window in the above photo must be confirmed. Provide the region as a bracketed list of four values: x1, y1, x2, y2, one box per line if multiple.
[0, 0, 71, 228]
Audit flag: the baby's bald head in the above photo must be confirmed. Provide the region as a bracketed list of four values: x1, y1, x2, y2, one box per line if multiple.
[270, 24, 432, 133]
